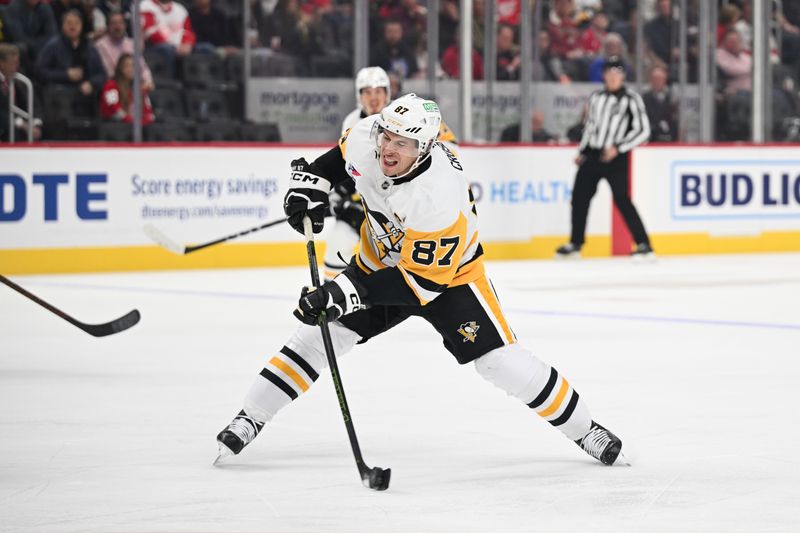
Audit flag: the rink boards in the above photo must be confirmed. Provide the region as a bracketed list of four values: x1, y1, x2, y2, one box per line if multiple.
[1, 143, 799, 274]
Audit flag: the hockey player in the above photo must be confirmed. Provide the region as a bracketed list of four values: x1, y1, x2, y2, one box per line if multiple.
[321, 67, 393, 280]
[216, 94, 626, 468]
[324, 66, 456, 279]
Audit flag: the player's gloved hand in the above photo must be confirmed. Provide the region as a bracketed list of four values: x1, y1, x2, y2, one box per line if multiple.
[283, 157, 331, 234]
[331, 193, 365, 232]
[294, 273, 367, 325]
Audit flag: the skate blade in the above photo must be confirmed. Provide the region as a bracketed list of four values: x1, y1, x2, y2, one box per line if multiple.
[213, 443, 234, 466]
[632, 253, 656, 263]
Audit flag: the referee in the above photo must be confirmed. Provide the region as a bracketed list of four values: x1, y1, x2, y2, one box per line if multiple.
[556, 57, 654, 258]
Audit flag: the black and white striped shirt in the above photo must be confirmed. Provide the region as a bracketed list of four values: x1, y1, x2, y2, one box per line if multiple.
[579, 86, 651, 154]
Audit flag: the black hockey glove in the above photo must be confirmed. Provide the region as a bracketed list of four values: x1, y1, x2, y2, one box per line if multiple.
[294, 273, 368, 325]
[283, 157, 331, 234]
[331, 193, 365, 232]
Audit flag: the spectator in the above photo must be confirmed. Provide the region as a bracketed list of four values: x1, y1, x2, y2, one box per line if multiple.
[189, 0, 237, 55]
[377, 0, 425, 48]
[51, 0, 84, 30]
[716, 28, 751, 94]
[642, 65, 677, 141]
[534, 30, 571, 83]
[0, 43, 43, 141]
[547, 0, 582, 60]
[496, 24, 520, 81]
[497, 0, 520, 26]
[717, 4, 741, 45]
[440, 35, 483, 80]
[2, 0, 57, 67]
[587, 32, 631, 82]
[99, 53, 154, 124]
[36, 9, 105, 96]
[776, 2, 800, 63]
[80, 0, 106, 39]
[98, 0, 131, 21]
[438, 0, 459, 54]
[644, 0, 676, 68]
[263, 0, 322, 73]
[566, 103, 587, 142]
[578, 11, 608, 57]
[500, 109, 557, 143]
[140, 0, 195, 76]
[95, 12, 153, 90]
[610, 5, 638, 54]
[734, 0, 780, 64]
[370, 19, 417, 79]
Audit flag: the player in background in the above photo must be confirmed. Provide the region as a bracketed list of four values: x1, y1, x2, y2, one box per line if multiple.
[216, 94, 627, 468]
[324, 66, 457, 279]
[321, 67, 392, 280]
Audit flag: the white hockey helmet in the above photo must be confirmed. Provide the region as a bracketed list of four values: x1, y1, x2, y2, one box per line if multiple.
[377, 93, 441, 154]
[373, 93, 442, 178]
[355, 66, 390, 104]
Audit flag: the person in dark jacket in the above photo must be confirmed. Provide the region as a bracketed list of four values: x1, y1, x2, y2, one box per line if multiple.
[641, 65, 677, 141]
[1, 42, 43, 141]
[369, 19, 418, 79]
[2, 0, 57, 68]
[189, 0, 236, 55]
[500, 109, 557, 143]
[36, 9, 105, 95]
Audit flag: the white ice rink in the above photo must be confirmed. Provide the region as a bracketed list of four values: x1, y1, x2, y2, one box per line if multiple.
[2, 254, 799, 533]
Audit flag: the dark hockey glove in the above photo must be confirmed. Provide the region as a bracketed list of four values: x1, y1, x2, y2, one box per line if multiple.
[294, 273, 368, 325]
[283, 157, 331, 234]
[331, 193, 365, 232]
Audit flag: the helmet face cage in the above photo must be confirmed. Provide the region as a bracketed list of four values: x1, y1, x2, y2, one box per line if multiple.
[372, 93, 442, 180]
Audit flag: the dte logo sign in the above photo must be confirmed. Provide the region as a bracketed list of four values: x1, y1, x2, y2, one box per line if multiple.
[0, 174, 108, 222]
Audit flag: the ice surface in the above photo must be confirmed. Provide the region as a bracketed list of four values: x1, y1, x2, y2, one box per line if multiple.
[2, 254, 799, 532]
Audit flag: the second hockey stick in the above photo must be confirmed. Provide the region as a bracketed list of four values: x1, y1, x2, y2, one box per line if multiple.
[0, 275, 141, 337]
[143, 217, 289, 255]
[302, 216, 391, 491]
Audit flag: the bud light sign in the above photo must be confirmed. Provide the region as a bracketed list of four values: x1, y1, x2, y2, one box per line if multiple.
[672, 160, 800, 219]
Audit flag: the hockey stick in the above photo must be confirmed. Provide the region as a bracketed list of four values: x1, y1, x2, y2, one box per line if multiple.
[302, 216, 391, 491]
[0, 275, 140, 337]
[143, 217, 289, 255]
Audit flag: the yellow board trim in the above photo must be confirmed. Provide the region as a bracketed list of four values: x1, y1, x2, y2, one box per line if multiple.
[269, 356, 309, 392]
[2, 230, 799, 275]
[538, 377, 570, 418]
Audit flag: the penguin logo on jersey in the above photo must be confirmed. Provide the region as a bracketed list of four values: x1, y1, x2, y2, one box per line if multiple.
[458, 321, 480, 343]
[364, 205, 404, 259]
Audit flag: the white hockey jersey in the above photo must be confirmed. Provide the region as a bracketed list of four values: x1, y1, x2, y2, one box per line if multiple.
[339, 116, 483, 304]
[341, 108, 364, 134]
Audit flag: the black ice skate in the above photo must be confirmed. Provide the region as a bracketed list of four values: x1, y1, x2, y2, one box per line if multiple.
[555, 242, 582, 259]
[214, 410, 264, 465]
[631, 242, 655, 260]
[575, 421, 627, 466]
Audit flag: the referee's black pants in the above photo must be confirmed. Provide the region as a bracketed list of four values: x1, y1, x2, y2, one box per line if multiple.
[570, 151, 650, 247]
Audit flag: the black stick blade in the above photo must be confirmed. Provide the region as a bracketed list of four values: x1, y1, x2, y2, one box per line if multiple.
[362, 467, 391, 491]
[80, 309, 141, 337]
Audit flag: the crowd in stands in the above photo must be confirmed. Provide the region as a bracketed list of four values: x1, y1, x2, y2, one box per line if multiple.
[1, 0, 800, 142]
